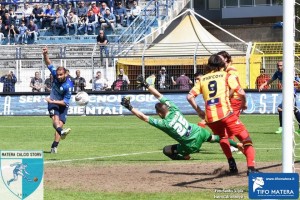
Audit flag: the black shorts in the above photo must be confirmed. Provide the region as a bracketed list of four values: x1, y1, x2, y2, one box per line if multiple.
[48, 103, 68, 124]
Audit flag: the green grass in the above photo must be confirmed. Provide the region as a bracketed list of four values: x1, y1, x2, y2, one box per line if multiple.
[0, 115, 298, 199]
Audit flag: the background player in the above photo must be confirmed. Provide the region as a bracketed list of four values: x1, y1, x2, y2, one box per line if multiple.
[120, 75, 242, 161]
[259, 60, 300, 134]
[187, 54, 257, 175]
[42, 47, 73, 154]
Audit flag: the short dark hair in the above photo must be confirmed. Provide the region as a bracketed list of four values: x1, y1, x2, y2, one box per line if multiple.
[217, 51, 232, 63]
[155, 103, 168, 117]
[206, 54, 226, 73]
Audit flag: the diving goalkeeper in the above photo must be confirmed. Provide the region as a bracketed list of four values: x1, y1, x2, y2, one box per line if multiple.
[120, 75, 242, 160]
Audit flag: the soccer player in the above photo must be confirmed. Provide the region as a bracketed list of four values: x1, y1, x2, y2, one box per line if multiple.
[259, 60, 300, 134]
[120, 75, 243, 161]
[187, 54, 258, 175]
[42, 47, 73, 154]
[217, 51, 244, 153]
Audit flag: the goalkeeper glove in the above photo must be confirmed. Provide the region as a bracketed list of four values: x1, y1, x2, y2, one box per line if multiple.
[121, 96, 133, 111]
[136, 74, 149, 89]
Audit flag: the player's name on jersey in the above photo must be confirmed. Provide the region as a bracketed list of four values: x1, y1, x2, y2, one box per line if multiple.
[202, 74, 224, 81]
[1, 151, 43, 158]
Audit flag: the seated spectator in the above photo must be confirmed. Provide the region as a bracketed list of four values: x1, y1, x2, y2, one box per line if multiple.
[0, 19, 4, 44]
[256, 69, 271, 89]
[127, 0, 141, 27]
[0, 71, 17, 93]
[44, 74, 53, 92]
[0, 5, 8, 18]
[27, 20, 38, 44]
[22, 3, 33, 27]
[8, 8, 17, 22]
[100, 8, 115, 32]
[32, 4, 44, 27]
[66, 11, 78, 35]
[273, 21, 283, 29]
[114, 1, 127, 27]
[126, 0, 137, 9]
[7, 24, 19, 45]
[76, 1, 88, 19]
[41, 4, 55, 29]
[111, 74, 128, 91]
[65, 2, 77, 17]
[99, 2, 108, 16]
[56, 4, 65, 17]
[3, 12, 15, 27]
[17, 21, 28, 44]
[90, 71, 108, 91]
[52, 11, 66, 35]
[74, 70, 86, 92]
[96, 29, 109, 65]
[91, 2, 100, 15]
[30, 71, 43, 92]
[171, 72, 193, 90]
[80, 10, 98, 35]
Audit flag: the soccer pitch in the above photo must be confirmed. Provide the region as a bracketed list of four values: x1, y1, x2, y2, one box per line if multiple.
[0, 115, 299, 200]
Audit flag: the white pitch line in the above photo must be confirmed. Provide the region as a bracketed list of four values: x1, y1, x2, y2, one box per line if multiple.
[44, 151, 161, 164]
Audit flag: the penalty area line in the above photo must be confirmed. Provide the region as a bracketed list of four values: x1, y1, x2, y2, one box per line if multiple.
[44, 151, 161, 164]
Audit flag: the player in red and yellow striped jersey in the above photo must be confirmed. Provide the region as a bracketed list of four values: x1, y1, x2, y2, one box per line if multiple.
[187, 54, 258, 175]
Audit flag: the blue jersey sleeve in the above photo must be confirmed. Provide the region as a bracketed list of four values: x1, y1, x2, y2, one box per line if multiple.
[48, 64, 57, 77]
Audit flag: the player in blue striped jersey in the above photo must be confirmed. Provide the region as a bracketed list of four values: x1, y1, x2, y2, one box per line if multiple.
[42, 47, 73, 153]
[259, 60, 300, 134]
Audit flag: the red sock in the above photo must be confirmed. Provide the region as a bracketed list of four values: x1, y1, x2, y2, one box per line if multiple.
[243, 145, 256, 167]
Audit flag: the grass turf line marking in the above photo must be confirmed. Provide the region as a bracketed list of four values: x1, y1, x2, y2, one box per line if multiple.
[44, 151, 161, 164]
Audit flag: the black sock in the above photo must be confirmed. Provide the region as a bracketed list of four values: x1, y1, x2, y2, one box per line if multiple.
[56, 127, 63, 136]
[279, 111, 282, 127]
[294, 110, 300, 129]
[51, 141, 59, 148]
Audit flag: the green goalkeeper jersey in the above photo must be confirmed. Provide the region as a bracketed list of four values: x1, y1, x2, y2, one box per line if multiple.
[148, 96, 211, 154]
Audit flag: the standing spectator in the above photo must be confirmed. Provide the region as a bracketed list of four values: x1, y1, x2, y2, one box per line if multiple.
[96, 29, 109, 65]
[27, 20, 38, 44]
[90, 71, 108, 91]
[0, 71, 17, 92]
[73, 70, 86, 92]
[157, 67, 171, 90]
[114, 1, 127, 27]
[7, 24, 19, 45]
[41, 4, 55, 29]
[32, 4, 44, 28]
[52, 11, 66, 35]
[119, 68, 130, 85]
[100, 8, 115, 32]
[256, 68, 270, 89]
[30, 71, 43, 92]
[44, 74, 54, 92]
[21, 3, 33, 27]
[55, 4, 65, 17]
[111, 74, 128, 91]
[127, 0, 141, 26]
[171, 72, 192, 90]
[66, 11, 78, 35]
[65, 2, 76, 17]
[17, 21, 28, 44]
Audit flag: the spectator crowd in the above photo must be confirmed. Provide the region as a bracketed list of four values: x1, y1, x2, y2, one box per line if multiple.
[0, 0, 141, 44]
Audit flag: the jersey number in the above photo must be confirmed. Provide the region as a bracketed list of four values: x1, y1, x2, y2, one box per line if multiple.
[173, 115, 189, 136]
[208, 80, 217, 98]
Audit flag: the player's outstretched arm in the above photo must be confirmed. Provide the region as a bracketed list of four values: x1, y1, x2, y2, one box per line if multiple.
[42, 46, 51, 66]
[186, 93, 205, 119]
[121, 96, 149, 122]
[136, 75, 162, 99]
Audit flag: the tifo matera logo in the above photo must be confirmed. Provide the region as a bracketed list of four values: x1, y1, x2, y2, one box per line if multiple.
[252, 177, 265, 192]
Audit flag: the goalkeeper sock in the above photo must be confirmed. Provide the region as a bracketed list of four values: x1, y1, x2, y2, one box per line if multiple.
[278, 110, 282, 127]
[51, 141, 59, 148]
[211, 135, 238, 148]
[56, 127, 63, 136]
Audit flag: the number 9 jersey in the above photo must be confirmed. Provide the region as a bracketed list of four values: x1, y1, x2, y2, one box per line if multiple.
[189, 71, 241, 123]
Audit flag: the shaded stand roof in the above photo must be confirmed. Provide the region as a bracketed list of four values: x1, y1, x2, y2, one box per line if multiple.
[117, 9, 246, 65]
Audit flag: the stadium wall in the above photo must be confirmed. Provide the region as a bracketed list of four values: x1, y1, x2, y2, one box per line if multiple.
[0, 90, 287, 116]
